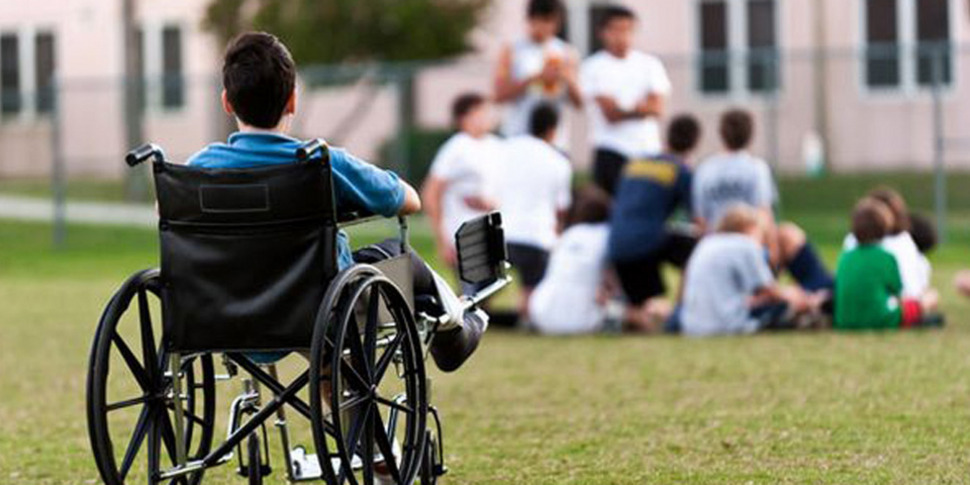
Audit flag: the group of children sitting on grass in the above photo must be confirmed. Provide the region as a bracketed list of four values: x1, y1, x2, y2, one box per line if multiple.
[448, 99, 946, 336]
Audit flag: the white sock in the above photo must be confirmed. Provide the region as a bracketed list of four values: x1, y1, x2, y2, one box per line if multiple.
[431, 271, 465, 331]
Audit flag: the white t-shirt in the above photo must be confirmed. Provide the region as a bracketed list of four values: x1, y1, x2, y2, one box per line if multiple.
[842, 232, 931, 298]
[501, 37, 575, 148]
[529, 223, 610, 335]
[580, 50, 672, 157]
[496, 135, 573, 250]
[429, 132, 503, 248]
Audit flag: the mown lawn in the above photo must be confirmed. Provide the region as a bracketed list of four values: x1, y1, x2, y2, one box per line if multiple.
[4, 171, 970, 484]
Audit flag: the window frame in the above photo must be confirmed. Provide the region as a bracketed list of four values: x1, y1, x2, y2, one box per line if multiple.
[859, 0, 957, 95]
[0, 27, 56, 122]
[694, 0, 782, 98]
[140, 21, 186, 114]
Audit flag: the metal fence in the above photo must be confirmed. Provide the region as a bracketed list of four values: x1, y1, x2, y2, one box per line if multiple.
[0, 44, 967, 244]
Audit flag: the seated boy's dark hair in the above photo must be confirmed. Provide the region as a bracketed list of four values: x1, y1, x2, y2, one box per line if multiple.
[719, 109, 754, 151]
[529, 103, 560, 138]
[567, 185, 611, 227]
[598, 5, 636, 30]
[852, 198, 892, 245]
[667, 114, 702, 154]
[451, 93, 486, 128]
[223, 32, 296, 129]
[908, 212, 937, 253]
[868, 186, 910, 234]
[528, 0, 564, 18]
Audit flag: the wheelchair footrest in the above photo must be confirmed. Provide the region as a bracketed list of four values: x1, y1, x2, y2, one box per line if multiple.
[289, 446, 323, 481]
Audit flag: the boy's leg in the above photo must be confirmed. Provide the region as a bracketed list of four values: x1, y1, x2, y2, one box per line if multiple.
[592, 148, 628, 196]
[777, 222, 834, 292]
[506, 243, 550, 324]
[353, 239, 488, 372]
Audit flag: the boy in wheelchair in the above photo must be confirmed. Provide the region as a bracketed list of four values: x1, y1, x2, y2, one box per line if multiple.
[189, 32, 488, 373]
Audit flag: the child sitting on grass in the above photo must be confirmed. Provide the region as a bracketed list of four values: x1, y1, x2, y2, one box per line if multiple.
[835, 198, 939, 330]
[678, 204, 817, 336]
[529, 186, 660, 334]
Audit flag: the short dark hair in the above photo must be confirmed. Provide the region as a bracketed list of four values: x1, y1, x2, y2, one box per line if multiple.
[567, 185, 611, 227]
[667, 114, 702, 154]
[852, 198, 893, 245]
[527, 0, 564, 18]
[451, 92, 486, 128]
[598, 5, 636, 30]
[223, 32, 296, 129]
[529, 103, 560, 138]
[719, 109, 754, 150]
[908, 212, 937, 253]
[868, 187, 910, 234]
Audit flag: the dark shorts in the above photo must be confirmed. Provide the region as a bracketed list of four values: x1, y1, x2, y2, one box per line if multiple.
[752, 302, 794, 331]
[613, 231, 698, 305]
[593, 148, 629, 196]
[506, 243, 550, 289]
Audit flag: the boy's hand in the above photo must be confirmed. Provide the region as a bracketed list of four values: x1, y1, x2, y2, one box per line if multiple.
[463, 195, 497, 212]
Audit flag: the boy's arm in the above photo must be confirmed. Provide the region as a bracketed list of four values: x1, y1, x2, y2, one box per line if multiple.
[493, 45, 536, 103]
[398, 180, 421, 215]
[421, 176, 456, 266]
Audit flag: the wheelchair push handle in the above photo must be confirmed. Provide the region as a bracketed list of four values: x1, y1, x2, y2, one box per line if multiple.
[125, 143, 166, 167]
[296, 138, 330, 163]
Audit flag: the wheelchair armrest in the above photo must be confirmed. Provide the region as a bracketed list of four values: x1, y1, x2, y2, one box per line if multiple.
[337, 209, 383, 228]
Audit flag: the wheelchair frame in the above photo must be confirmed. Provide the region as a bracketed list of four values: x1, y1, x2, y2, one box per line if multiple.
[86, 141, 511, 485]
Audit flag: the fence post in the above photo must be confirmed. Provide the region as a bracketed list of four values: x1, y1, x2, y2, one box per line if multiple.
[764, 50, 782, 216]
[394, 70, 414, 182]
[931, 44, 946, 243]
[50, 79, 66, 249]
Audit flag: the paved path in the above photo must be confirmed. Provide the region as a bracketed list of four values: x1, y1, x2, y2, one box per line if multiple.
[0, 195, 156, 227]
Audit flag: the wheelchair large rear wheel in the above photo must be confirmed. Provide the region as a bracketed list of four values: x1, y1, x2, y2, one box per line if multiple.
[310, 265, 428, 485]
[87, 269, 217, 485]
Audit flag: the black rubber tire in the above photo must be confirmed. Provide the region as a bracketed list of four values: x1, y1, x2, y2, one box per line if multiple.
[309, 265, 428, 485]
[247, 433, 262, 485]
[86, 269, 217, 485]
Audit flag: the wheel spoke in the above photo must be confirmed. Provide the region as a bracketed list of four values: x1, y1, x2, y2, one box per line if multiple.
[345, 314, 372, 382]
[112, 332, 151, 391]
[364, 288, 381, 372]
[107, 394, 150, 412]
[339, 357, 370, 392]
[338, 403, 372, 484]
[372, 412, 402, 483]
[137, 289, 159, 382]
[147, 407, 161, 485]
[165, 402, 207, 427]
[372, 333, 403, 384]
[362, 404, 375, 485]
[119, 406, 152, 481]
[158, 409, 180, 466]
[338, 393, 371, 412]
[374, 395, 413, 415]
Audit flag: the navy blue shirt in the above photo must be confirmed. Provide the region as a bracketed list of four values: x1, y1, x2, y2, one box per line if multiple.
[608, 153, 692, 262]
[187, 132, 405, 269]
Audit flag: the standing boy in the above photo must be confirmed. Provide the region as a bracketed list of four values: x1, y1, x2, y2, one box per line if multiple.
[580, 5, 671, 195]
[496, 103, 573, 320]
[423, 93, 503, 271]
[493, 0, 582, 145]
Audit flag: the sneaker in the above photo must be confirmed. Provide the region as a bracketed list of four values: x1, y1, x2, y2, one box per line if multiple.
[430, 308, 489, 372]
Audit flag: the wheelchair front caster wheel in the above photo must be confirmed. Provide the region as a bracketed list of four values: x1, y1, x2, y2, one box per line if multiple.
[247, 434, 262, 485]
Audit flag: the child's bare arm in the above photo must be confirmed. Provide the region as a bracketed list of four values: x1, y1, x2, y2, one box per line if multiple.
[398, 180, 421, 215]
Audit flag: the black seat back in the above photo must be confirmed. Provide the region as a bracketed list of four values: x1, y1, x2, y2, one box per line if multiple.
[153, 158, 337, 352]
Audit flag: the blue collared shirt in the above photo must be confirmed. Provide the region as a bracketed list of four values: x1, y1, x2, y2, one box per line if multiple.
[187, 132, 405, 269]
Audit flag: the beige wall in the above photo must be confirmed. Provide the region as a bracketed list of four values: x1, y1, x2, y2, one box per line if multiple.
[1, 0, 967, 178]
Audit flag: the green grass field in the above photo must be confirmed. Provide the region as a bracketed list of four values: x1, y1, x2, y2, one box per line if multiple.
[5, 174, 970, 484]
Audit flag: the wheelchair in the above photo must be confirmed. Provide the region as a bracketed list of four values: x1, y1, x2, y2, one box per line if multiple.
[85, 140, 510, 485]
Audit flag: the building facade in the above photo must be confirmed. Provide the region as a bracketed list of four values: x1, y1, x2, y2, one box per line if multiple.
[0, 0, 965, 178]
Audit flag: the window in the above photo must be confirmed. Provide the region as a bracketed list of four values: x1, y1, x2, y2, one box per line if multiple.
[916, 0, 951, 86]
[863, 0, 953, 90]
[865, 0, 901, 87]
[35, 32, 55, 114]
[1, 33, 20, 116]
[697, 0, 778, 95]
[161, 26, 183, 108]
[140, 24, 185, 110]
[699, 1, 730, 93]
[746, 0, 779, 92]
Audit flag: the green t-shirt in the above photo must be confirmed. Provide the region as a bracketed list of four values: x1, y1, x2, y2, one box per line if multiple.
[834, 244, 902, 330]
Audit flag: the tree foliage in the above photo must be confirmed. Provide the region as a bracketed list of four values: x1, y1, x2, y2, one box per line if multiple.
[202, 0, 490, 64]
